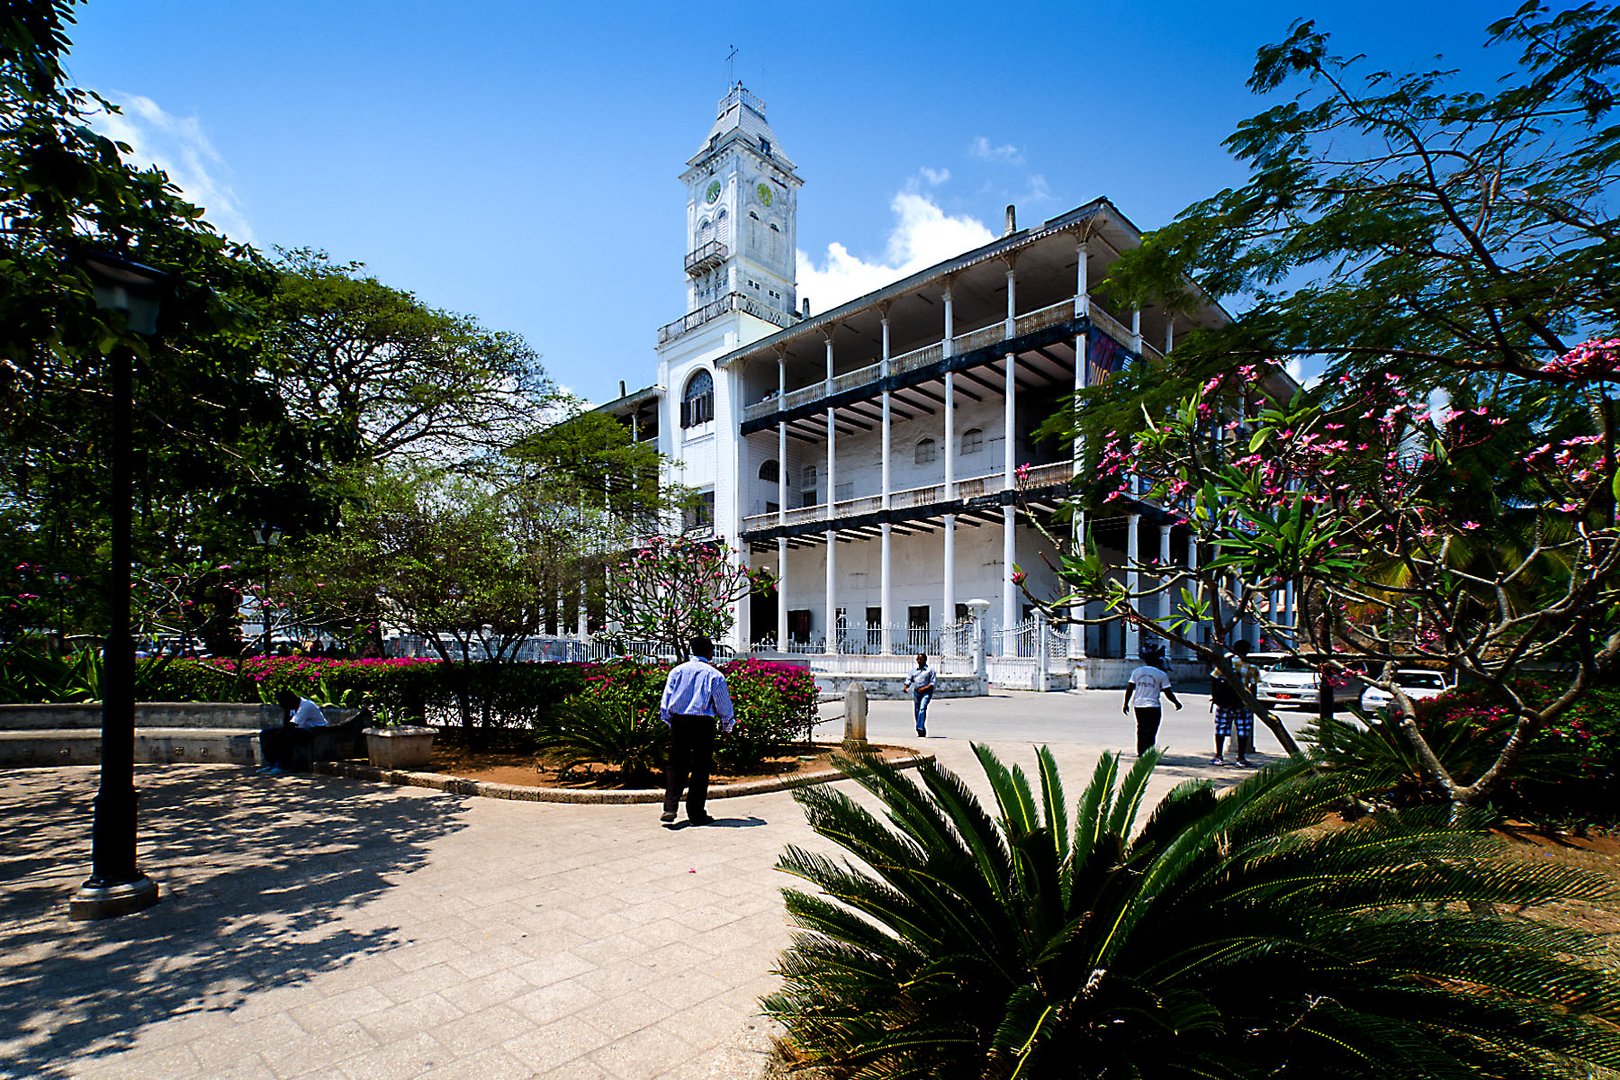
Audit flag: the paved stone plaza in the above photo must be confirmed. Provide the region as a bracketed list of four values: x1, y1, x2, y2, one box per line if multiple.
[0, 687, 1302, 1079]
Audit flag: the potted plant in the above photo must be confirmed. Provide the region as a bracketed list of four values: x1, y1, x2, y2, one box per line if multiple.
[362, 707, 436, 770]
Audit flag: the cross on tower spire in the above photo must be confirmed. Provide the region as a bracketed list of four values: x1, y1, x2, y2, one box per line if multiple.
[726, 45, 738, 88]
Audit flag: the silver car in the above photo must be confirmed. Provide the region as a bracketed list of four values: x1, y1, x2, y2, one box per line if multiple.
[1360, 670, 1454, 714]
[1255, 656, 1362, 709]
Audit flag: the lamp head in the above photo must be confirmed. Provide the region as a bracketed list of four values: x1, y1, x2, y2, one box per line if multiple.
[76, 248, 169, 336]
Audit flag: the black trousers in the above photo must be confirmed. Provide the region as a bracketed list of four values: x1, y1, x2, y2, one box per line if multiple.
[258, 724, 315, 770]
[664, 713, 716, 816]
[1134, 707, 1163, 755]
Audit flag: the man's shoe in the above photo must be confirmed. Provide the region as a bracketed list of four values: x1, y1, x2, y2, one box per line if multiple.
[659, 811, 676, 823]
[262, 765, 285, 777]
[688, 813, 715, 826]
[916, 727, 927, 737]
[1208, 757, 1225, 766]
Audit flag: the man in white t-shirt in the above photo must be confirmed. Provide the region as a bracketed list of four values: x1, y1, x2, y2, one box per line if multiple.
[1122, 646, 1183, 754]
[258, 690, 329, 776]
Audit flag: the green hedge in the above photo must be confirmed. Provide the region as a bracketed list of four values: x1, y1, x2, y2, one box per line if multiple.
[140, 656, 586, 733]
[136, 655, 819, 773]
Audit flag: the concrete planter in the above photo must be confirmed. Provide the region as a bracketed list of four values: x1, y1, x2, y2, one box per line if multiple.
[362, 726, 436, 770]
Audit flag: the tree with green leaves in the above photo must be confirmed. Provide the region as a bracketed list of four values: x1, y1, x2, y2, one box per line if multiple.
[0, 0, 322, 653]
[266, 248, 554, 469]
[766, 747, 1620, 1078]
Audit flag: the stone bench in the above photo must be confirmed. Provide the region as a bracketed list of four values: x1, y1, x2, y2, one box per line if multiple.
[0, 703, 364, 769]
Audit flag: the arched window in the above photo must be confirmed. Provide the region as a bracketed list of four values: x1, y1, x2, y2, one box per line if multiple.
[960, 427, 984, 455]
[715, 208, 729, 245]
[681, 370, 714, 428]
[759, 459, 780, 483]
[915, 437, 938, 466]
[801, 464, 818, 490]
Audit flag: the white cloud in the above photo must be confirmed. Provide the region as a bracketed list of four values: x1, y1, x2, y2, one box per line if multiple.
[918, 166, 950, 186]
[91, 92, 254, 243]
[969, 135, 1024, 165]
[796, 191, 995, 313]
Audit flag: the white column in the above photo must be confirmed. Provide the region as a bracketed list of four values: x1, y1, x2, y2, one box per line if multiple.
[1159, 523, 1173, 656]
[777, 537, 789, 649]
[825, 531, 837, 652]
[1187, 534, 1201, 653]
[942, 285, 954, 357]
[1004, 351, 1017, 484]
[1284, 580, 1296, 641]
[777, 356, 787, 523]
[1131, 307, 1142, 353]
[1125, 513, 1140, 659]
[824, 336, 836, 523]
[1006, 263, 1017, 334]
[1075, 237, 1090, 318]
[577, 584, 588, 638]
[881, 315, 892, 510]
[1002, 505, 1017, 633]
[1070, 238, 1089, 659]
[943, 516, 956, 642]
[880, 523, 893, 654]
[1164, 314, 1175, 356]
[944, 372, 955, 497]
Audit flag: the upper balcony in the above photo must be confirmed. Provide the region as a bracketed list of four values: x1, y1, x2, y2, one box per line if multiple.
[684, 241, 727, 277]
[739, 298, 1156, 425]
[658, 290, 799, 346]
[740, 461, 1077, 537]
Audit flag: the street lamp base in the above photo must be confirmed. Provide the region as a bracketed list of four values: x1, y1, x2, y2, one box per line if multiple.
[69, 875, 160, 921]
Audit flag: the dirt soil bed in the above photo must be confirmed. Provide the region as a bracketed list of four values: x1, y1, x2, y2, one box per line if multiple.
[427, 739, 916, 790]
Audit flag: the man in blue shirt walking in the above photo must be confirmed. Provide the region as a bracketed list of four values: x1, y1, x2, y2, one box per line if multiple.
[659, 636, 734, 826]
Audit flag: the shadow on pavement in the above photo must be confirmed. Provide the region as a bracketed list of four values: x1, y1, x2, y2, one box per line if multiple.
[0, 764, 470, 1078]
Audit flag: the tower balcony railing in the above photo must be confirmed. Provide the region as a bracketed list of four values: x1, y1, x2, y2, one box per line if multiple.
[684, 240, 728, 277]
[658, 290, 797, 345]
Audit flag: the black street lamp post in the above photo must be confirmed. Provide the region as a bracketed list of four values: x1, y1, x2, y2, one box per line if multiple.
[70, 250, 169, 921]
[252, 523, 281, 656]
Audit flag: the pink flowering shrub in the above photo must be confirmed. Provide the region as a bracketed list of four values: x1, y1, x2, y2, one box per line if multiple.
[1313, 679, 1620, 824]
[534, 657, 818, 774]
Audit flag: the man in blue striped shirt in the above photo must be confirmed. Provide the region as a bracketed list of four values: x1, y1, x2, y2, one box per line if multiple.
[659, 636, 734, 826]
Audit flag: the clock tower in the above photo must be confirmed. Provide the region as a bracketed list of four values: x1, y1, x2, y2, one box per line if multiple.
[678, 83, 802, 318]
[654, 83, 803, 653]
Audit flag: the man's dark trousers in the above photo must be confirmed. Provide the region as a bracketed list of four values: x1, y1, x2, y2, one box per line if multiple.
[664, 713, 716, 817]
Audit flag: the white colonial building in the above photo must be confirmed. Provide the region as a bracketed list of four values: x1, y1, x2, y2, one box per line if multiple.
[601, 84, 1293, 687]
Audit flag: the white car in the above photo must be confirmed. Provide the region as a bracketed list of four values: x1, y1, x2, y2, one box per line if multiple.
[1359, 670, 1454, 713]
[1255, 657, 1362, 708]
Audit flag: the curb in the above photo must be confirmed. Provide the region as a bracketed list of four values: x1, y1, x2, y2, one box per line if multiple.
[312, 743, 933, 804]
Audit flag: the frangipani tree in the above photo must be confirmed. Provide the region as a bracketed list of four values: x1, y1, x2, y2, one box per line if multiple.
[1022, 339, 1620, 809]
[607, 534, 772, 661]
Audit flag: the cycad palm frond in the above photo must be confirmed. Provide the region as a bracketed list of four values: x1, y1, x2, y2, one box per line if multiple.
[763, 747, 1620, 1079]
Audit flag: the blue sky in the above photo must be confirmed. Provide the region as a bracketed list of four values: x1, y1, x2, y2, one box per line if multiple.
[64, 0, 1512, 403]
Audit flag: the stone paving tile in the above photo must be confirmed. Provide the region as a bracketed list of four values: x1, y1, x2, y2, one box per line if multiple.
[266, 1017, 378, 1078]
[506, 975, 606, 1026]
[500, 1012, 616, 1071]
[416, 1044, 534, 1080]
[430, 1004, 537, 1057]
[332, 1030, 448, 1080]
[585, 1023, 698, 1079]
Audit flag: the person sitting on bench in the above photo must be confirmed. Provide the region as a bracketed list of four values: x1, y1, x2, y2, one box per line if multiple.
[258, 690, 328, 776]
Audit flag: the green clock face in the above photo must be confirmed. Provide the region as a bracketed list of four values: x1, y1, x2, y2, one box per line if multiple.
[704, 180, 721, 204]
[756, 181, 774, 207]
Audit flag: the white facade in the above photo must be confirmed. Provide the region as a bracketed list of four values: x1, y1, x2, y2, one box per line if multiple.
[598, 84, 1283, 678]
